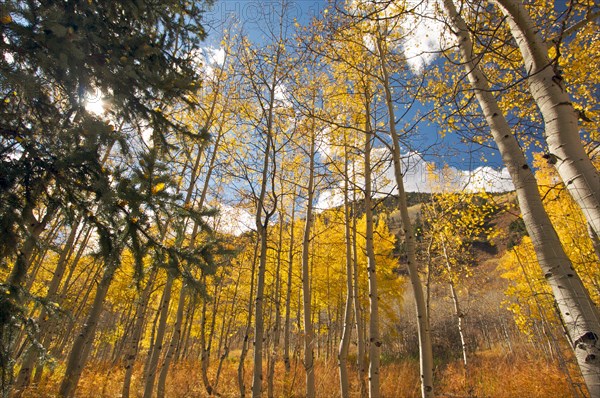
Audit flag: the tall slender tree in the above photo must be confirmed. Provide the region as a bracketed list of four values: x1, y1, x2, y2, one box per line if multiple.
[491, 0, 600, 238]
[440, 1, 600, 394]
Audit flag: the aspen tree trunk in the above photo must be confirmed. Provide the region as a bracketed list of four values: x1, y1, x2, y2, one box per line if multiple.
[338, 142, 354, 398]
[143, 296, 161, 378]
[21, 217, 65, 298]
[250, 40, 281, 395]
[363, 98, 381, 398]
[440, 238, 468, 368]
[239, 240, 259, 397]
[156, 283, 186, 398]
[267, 215, 284, 398]
[442, 1, 600, 395]
[301, 131, 317, 398]
[283, 200, 296, 373]
[3, 202, 57, 394]
[54, 259, 100, 359]
[5, 203, 56, 299]
[493, 0, 600, 238]
[376, 36, 434, 398]
[58, 254, 119, 398]
[110, 304, 135, 363]
[199, 278, 221, 396]
[176, 297, 196, 362]
[14, 218, 82, 394]
[588, 223, 600, 262]
[352, 198, 368, 397]
[251, 124, 277, 397]
[121, 266, 158, 398]
[160, 121, 220, 395]
[215, 268, 242, 390]
[56, 226, 93, 310]
[142, 272, 174, 398]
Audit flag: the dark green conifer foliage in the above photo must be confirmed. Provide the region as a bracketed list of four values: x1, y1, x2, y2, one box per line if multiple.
[0, 1, 214, 394]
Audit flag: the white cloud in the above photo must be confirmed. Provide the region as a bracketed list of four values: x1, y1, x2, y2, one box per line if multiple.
[212, 203, 254, 236]
[195, 46, 227, 78]
[399, 0, 448, 73]
[274, 83, 291, 107]
[349, 0, 450, 73]
[316, 148, 514, 210]
[206, 47, 226, 66]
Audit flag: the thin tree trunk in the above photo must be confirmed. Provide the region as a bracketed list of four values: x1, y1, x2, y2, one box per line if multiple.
[142, 272, 174, 398]
[376, 35, 433, 397]
[156, 282, 186, 398]
[175, 297, 194, 363]
[442, 1, 600, 395]
[14, 218, 82, 394]
[283, 199, 296, 373]
[58, 254, 119, 398]
[301, 131, 317, 398]
[441, 237, 468, 368]
[338, 139, 354, 398]
[239, 240, 259, 397]
[252, 184, 273, 397]
[250, 56, 280, 395]
[352, 198, 368, 397]
[199, 276, 221, 396]
[215, 266, 242, 391]
[267, 215, 285, 398]
[121, 267, 158, 398]
[3, 203, 57, 396]
[362, 98, 381, 398]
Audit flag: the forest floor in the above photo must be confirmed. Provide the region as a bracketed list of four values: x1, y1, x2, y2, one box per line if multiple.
[21, 344, 583, 398]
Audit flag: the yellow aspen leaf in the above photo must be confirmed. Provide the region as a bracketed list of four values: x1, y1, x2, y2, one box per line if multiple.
[152, 182, 166, 194]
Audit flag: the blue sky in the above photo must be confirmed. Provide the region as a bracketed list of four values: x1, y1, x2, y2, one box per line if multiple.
[198, 0, 510, 173]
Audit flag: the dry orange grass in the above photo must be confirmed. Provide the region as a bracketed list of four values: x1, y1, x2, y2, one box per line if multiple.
[20, 348, 582, 397]
[438, 350, 584, 398]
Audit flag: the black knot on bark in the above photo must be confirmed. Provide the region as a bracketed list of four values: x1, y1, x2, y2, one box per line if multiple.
[586, 354, 597, 363]
[575, 331, 599, 350]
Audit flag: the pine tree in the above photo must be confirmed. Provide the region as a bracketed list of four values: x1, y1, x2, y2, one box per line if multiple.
[0, 1, 213, 395]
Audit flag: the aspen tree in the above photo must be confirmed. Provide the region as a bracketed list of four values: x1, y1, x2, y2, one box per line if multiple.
[492, 0, 600, 239]
[300, 114, 317, 398]
[440, 1, 600, 394]
[158, 32, 239, 396]
[338, 132, 355, 398]
[375, 25, 435, 398]
[232, 9, 293, 391]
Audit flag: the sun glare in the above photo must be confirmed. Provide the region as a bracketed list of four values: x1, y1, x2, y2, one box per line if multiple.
[85, 98, 106, 116]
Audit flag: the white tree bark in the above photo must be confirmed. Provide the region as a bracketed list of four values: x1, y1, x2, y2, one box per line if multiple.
[363, 101, 381, 398]
[58, 256, 119, 398]
[338, 137, 354, 398]
[442, 1, 600, 395]
[376, 35, 434, 398]
[121, 266, 157, 398]
[142, 272, 174, 398]
[493, 0, 600, 238]
[301, 131, 317, 398]
[283, 197, 296, 373]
